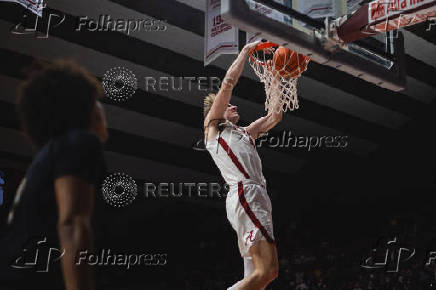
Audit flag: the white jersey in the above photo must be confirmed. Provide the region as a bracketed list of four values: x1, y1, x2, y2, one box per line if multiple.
[205, 121, 266, 188]
[205, 121, 275, 259]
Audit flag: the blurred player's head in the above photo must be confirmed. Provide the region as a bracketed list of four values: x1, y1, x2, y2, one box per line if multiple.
[203, 93, 239, 124]
[17, 59, 108, 148]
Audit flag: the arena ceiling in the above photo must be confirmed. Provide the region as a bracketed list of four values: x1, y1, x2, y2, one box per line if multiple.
[0, 0, 435, 199]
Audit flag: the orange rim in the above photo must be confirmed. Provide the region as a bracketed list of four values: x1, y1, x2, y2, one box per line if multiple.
[249, 42, 278, 66]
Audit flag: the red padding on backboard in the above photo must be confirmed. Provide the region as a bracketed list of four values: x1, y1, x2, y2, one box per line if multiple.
[338, 0, 436, 43]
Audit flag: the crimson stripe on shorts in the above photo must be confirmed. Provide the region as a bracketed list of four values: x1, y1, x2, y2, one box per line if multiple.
[238, 181, 274, 244]
[218, 137, 250, 179]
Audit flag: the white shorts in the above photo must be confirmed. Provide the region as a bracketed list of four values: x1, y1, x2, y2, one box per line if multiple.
[226, 181, 275, 257]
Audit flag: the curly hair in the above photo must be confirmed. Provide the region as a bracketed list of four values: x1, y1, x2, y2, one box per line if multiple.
[203, 93, 216, 118]
[17, 59, 103, 148]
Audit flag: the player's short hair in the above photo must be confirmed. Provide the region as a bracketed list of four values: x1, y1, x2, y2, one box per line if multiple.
[203, 93, 216, 118]
[17, 59, 103, 148]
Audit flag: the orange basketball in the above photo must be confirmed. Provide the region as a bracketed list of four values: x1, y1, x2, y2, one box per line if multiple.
[273, 47, 310, 78]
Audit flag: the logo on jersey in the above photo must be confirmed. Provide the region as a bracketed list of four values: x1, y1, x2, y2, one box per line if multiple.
[245, 230, 256, 245]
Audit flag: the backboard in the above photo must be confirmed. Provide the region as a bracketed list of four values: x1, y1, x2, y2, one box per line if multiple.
[221, 0, 407, 91]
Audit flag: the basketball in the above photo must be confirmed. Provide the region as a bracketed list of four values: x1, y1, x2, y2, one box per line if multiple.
[273, 47, 310, 78]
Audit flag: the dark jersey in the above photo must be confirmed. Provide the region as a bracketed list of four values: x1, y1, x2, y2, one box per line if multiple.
[0, 130, 106, 290]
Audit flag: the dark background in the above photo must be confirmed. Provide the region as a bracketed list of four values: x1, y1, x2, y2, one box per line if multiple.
[1, 0, 436, 289]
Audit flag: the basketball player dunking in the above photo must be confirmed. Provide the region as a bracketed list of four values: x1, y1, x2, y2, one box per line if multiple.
[203, 41, 281, 290]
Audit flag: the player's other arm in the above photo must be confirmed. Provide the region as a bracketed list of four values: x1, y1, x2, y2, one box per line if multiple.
[55, 176, 94, 290]
[204, 41, 260, 137]
[246, 68, 283, 139]
[245, 109, 283, 140]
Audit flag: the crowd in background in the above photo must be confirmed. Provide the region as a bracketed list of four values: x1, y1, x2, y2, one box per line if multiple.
[1, 168, 436, 289]
[90, 199, 436, 290]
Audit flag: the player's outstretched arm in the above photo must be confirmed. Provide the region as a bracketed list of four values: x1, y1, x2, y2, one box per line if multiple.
[204, 41, 260, 131]
[246, 73, 283, 139]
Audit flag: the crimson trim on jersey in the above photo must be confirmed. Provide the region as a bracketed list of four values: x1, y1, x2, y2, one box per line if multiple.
[243, 128, 255, 147]
[248, 136, 255, 147]
[217, 137, 274, 244]
[217, 137, 250, 179]
[238, 181, 275, 244]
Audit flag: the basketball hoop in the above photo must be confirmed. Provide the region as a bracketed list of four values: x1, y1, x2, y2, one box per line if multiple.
[248, 42, 310, 113]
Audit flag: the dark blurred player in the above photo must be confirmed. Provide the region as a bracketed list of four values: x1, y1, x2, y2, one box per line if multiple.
[0, 60, 107, 290]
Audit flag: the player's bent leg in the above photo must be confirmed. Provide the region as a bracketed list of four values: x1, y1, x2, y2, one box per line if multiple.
[243, 257, 255, 277]
[237, 240, 278, 290]
[227, 257, 256, 289]
[227, 280, 243, 290]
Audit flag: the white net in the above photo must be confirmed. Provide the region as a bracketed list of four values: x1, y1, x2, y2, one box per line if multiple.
[249, 45, 310, 114]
